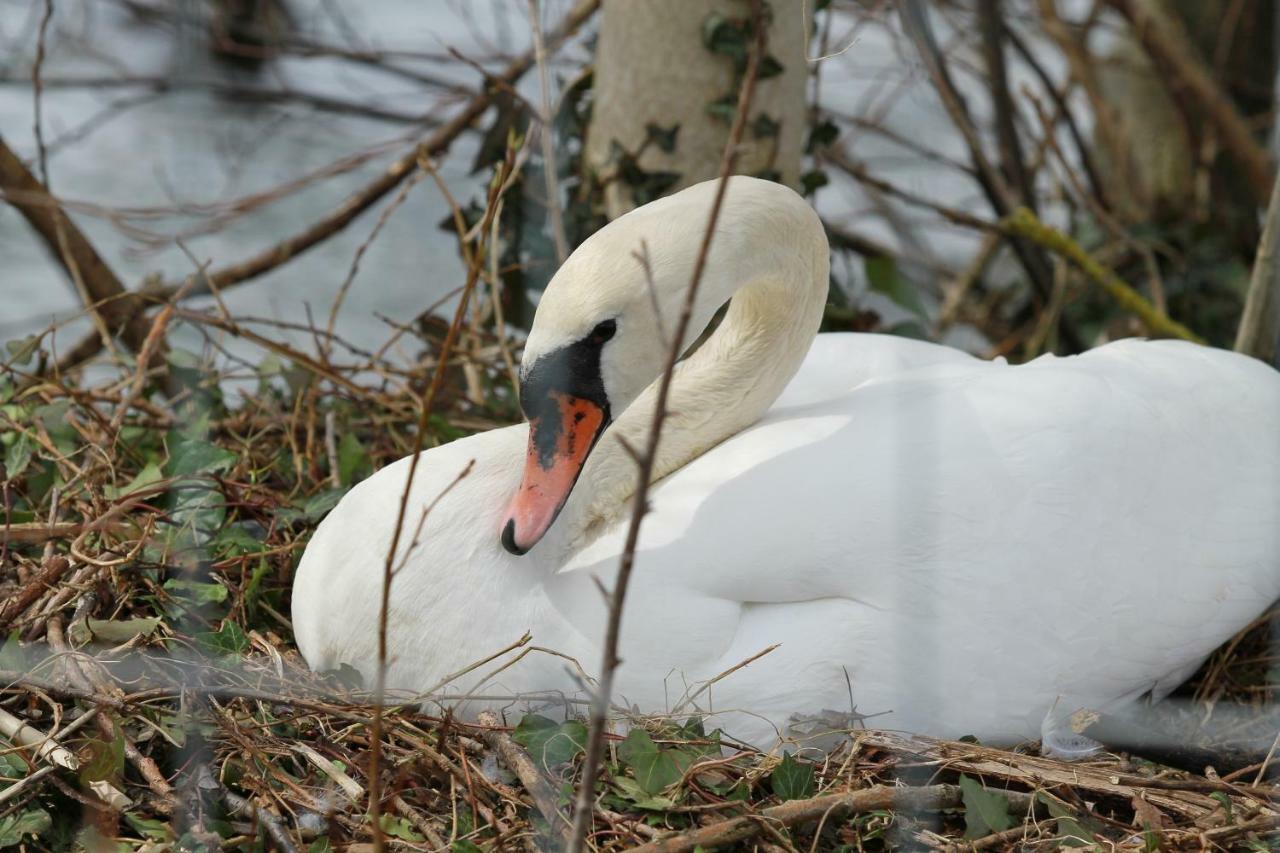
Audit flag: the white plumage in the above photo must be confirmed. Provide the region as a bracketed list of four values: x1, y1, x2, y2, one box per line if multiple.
[292, 177, 1280, 747]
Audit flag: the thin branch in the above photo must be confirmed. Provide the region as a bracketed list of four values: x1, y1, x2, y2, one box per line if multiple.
[528, 0, 570, 264]
[50, 0, 601, 375]
[628, 784, 1031, 853]
[32, 0, 53, 187]
[1235, 176, 1280, 363]
[567, 3, 766, 850]
[1002, 207, 1204, 343]
[366, 151, 512, 853]
[0, 136, 159, 368]
[1106, 0, 1274, 206]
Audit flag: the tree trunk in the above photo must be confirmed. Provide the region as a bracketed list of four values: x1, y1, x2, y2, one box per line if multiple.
[585, 0, 808, 220]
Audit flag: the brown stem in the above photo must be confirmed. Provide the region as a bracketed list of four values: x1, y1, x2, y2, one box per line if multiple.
[1235, 175, 1280, 362]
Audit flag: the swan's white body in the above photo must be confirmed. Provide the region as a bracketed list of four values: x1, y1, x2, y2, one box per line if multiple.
[293, 178, 1280, 747]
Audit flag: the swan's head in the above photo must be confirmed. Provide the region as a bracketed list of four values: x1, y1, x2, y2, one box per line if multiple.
[500, 177, 821, 555]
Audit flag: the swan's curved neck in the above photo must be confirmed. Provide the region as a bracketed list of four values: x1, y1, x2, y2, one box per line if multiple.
[555, 240, 830, 552]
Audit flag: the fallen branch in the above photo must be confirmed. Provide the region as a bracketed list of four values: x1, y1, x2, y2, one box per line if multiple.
[629, 783, 1027, 853]
[224, 789, 300, 853]
[0, 555, 70, 630]
[477, 711, 569, 842]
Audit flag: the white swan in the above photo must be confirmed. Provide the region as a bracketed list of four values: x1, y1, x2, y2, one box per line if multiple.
[293, 177, 1280, 747]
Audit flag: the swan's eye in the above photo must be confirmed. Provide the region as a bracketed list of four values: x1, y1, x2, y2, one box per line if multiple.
[590, 319, 617, 345]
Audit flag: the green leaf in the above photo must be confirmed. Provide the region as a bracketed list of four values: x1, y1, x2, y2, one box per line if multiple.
[211, 524, 263, 558]
[168, 437, 237, 477]
[0, 630, 24, 671]
[4, 433, 32, 481]
[124, 814, 172, 842]
[4, 336, 39, 366]
[83, 617, 162, 644]
[0, 808, 51, 847]
[752, 112, 780, 139]
[512, 714, 587, 767]
[865, 256, 927, 320]
[79, 729, 125, 784]
[197, 620, 249, 657]
[1036, 793, 1100, 847]
[611, 776, 677, 811]
[0, 750, 28, 781]
[806, 118, 839, 153]
[960, 775, 1013, 839]
[105, 461, 164, 499]
[702, 12, 747, 62]
[337, 432, 370, 486]
[164, 578, 228, 605]
[644, 122, 680, 154]
[770, 753, 815, 801]
[296, 488, 346, 522]
[705, 94, 737, 122]
[757, 54, 785, 79]
[800, 169, 829, 196]
[618, 729, 691, 795]
[377, 814, 424, 842]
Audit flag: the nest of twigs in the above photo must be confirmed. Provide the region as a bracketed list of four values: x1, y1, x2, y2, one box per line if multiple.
[0, 315, 1277, 852]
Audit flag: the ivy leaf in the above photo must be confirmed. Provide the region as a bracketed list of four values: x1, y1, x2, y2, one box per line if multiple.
[377, 814, 424, 842]
[4, 433, 32, 481]
[83, 617, 162, 644]
[1036, 794, 1102, 847]
[512, 714, 586, 767]
[168, 437, 237, 478]
[4, 336, 39, 366]
[801, 169, 829, 196]
[706, 94, 737, 123]
[337, 432, 371, 486]
[79, 729, 125, 784]
[124, 814, 172, 842]
[644, 122, 680, 154]
[196, 620, 249, 657]
[807, 119, 839, 153]
[757, 54, 785, 79]
[611, 776, 677, 811]
[960, 775, 1013, 839]
[752, 112, 780, 139]
[105, 461, 164, 499]
[702, 12, 747, 63]
[0, 808, 51, 846]
[302, 488, 346, 521]
[770, 753, 815, 801]
[618, 729, 692, 795]
[164, 579, 228, 605]
[865, 256, 927, 320]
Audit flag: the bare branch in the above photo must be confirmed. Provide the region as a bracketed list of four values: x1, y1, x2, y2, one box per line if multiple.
[1235, 177, 1280, 363]
[567, 2, 767, 849]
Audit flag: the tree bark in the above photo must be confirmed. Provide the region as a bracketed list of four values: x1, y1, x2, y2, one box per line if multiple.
[585, 0, 808, 219]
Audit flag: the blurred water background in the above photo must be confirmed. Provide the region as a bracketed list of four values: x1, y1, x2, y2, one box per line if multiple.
[0, 0, 1087, 371]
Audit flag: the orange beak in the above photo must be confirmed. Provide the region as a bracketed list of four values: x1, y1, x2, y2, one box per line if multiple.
[501, 391, 609, 554]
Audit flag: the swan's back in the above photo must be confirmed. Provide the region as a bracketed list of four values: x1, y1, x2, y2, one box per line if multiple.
[558, 335, 1280, 741]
